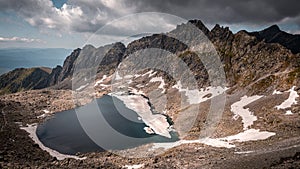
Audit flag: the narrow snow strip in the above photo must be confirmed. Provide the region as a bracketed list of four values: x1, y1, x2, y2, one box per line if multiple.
[223, 129, 275, 142]
[152, 138, 235, 150]
[94, 75, 107, 87]
[115, 71, 122, 80]
[20, 124, 86, 160]
[231, 95, 263, 130]
[234, 150, 254, 154]
[111, 93, 171, 138]
[272, 90, 283, 95]
[199, 138, 235, 148]
[123, 164, 144, 169]
[276, 86, 299, 110]
[37, 109, 51, 119]
[172, 81, 227, 104]
[76, 83, 89, 91]
[142, 70, 156, 77]
[150, 77, 166, 93]
[152, 129, 275, 150]
[128, 87, 145, 95]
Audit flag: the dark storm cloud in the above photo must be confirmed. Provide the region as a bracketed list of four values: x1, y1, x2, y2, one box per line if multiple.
[130, 0, 300, 25]
[0, 0, 299, 34]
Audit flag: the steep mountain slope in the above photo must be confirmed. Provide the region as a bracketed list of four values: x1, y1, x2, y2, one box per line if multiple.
[0, 67, 51, 95]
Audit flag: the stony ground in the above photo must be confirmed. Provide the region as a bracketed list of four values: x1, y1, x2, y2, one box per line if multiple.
[0, 88, 299, 168]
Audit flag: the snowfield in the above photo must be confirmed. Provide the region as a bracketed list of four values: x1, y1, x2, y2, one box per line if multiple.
[172, 81, 227, 104]
[110, 93, 171, 138]
[152, 94, 276, 150]
[275, 86, 299, 115]
[231, 95, 263, 130]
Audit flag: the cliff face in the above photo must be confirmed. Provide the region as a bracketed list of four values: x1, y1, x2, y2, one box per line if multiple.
[58, 48, 81, 82]
[0, 20, 299, 95]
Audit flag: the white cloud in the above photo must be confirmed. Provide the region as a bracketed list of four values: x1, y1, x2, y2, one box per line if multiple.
[0, 0, 136, 34]
[0, 36, 43, 43]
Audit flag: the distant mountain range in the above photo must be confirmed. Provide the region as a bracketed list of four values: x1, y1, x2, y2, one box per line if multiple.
[0, 20, 299, 95]
[0, 48, 72, 75]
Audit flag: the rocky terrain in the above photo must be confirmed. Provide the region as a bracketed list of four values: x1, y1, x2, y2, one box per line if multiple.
[0, 20, 300, 168]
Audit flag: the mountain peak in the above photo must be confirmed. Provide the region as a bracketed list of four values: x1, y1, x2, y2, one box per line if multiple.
[188, 19, 210, 36]
[263, 24, 281, 33]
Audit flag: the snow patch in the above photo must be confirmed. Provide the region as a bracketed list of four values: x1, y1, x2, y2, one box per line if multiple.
[272, 90, 283, 95]
[152, 129, 275, 150]
[285, 110, 293, 115]
[111, 93, 171, 138]
[37, 109, 51, 119]
[276, 86, 299, 110]
[94, 75, 107, 87]
[76, 83, 89, 91]
[20, 124, 86, 160]
[128, 87, 145, 95]
[172, 81, 227, 104]
[223, 129, 276, 142]
[150, 77, 166, 93]
[234, 150, 254, 154]
[123, 164, 144, 169]
[231, 95, 263, 130]
[142, 70, 156, 77]
[144, 127, 155, 134]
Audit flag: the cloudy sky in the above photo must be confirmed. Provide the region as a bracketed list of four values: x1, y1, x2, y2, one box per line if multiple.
[0, 0, 299, 49]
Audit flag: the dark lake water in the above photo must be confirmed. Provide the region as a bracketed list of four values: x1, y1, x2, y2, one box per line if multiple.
[36, 95, 178, 155]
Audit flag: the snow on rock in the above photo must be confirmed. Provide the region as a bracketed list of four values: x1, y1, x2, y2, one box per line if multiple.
[223, 129, 276, 142]
[76, 83, 89, 91]
[199, 138, 235, 148]
[150, 77, 166, 93]
[37, 109, 51, 119]
[285, 110, 293, 115]
[111, 93, 171, 138]
[144, 127, 155, 134]
[115, 71, 122, 80]
[123, 164, 144, 169]
[142, 70, 156, 77]
[275, 86, 299, 110]
[128, 87, 145, 95]
[172, 81, 227, 104]
[152, 137, 235, 150]
[152, 129, 275, 150]
[272, 90, 283, 95]
[231, 95, 263, 130]
[20, 124, 86, 160]
[94, 75, 107, 87]
[234, 151, 254, 154]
